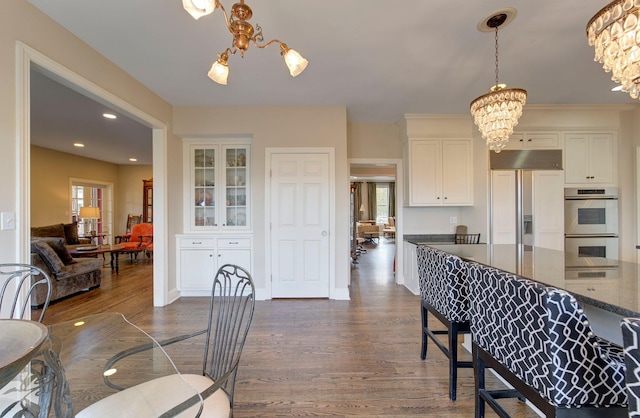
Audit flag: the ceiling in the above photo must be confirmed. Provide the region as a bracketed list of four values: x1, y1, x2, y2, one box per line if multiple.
[27, 0, 637, 164]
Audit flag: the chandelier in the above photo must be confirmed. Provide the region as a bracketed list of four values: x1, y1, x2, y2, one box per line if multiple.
[182, 0, 309, 85]
[470, 11, 527, 153]
[587, 0, 640, 100]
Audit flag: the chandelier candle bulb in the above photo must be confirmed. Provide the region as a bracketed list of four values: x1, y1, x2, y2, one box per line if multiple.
[587, 0, 640, 100]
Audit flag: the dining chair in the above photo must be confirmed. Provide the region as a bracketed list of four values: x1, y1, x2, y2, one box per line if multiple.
[454, 233, 480, 244]
[0, 263, 52, 322]
[80, 264, 256, 417]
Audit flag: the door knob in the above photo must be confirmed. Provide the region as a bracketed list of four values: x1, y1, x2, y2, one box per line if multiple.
[322, 231, 328, 236]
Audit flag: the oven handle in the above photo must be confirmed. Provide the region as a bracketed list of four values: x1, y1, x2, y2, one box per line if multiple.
[564, 197, 618, 200]
[565, 234, 619, 238]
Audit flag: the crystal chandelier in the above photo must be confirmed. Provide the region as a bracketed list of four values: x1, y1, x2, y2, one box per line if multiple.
[470, 11, 527, 153]
[182, 0, 309, 85]
[587, 0, 640, 99]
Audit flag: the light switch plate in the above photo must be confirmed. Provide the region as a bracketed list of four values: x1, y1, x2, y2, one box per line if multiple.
[450, 216, 457, 224]
[1, 212, 15, 230]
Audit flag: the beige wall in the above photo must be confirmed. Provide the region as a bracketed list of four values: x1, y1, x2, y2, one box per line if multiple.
[173, 106, 350, 294]
[116, 166, 153, 235]
[1, 1, 174, 289]
[348, 123, 402, 158]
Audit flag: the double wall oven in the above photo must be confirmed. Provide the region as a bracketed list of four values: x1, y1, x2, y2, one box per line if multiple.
[564, 187, 618, 260]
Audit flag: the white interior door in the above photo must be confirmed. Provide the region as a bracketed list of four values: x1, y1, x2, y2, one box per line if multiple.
[270, 153, 330, 298]
[533, 171, 565, 251]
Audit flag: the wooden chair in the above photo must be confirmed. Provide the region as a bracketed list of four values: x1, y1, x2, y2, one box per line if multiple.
[0, 263, 52, 322]
[82, 265, 256, 417]
[125, 214, 142, 234]
[455, 233, 480, 244]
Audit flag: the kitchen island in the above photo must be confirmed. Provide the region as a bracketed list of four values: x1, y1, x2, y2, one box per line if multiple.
[420, 243, 639, 344]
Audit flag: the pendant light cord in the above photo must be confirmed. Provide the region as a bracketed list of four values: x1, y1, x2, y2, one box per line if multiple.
[494, 27, 500, 88]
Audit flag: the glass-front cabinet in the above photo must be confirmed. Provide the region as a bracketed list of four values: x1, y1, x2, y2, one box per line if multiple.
[185, 140, 251, 232]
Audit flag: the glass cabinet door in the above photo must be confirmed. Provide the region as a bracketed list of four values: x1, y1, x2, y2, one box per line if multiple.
[193, 147, 217, 227]
[224, 146, 248, 228]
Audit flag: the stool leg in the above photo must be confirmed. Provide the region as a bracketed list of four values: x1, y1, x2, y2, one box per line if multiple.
[449, 322, 458, 401]
[473, 344, 485, 418]
[420, 303, 428, 360]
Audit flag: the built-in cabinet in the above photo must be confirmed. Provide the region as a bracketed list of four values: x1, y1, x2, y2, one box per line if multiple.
[177, 235, 252, 295]
[179, 138, 253, 294]
[142, 178, 153, 223]
[564, 133, 615, 185]
[183, 140, 251, 232]
[404, 138, 473, 206]
[503, 132, 560, 150]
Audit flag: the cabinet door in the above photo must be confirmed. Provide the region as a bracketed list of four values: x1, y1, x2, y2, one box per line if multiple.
[218, 249, 251, 273]
[410, 140, 441, 205]
[533, 171, 564, 251]
[503, 133, 525, 150]
[441, 140, 472, 205]
[191, 145, 218, 229]
[588, 134, 614, 184]
[180, 249, 216, 290]
[223, 145, 250, 230]
[564, 134, 590, 184]
[526, 132, 559, 149]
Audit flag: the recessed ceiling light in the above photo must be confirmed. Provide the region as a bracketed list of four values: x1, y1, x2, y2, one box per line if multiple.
[129, 158, 138, 162]
[103, 113, 117, 119]
[73, 143, 85, 148]
[611, 85, 623, 92]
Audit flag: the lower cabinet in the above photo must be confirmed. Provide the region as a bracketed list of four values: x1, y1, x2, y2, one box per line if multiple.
[402, 241, 419, 295]
[177, 235, 252, 295]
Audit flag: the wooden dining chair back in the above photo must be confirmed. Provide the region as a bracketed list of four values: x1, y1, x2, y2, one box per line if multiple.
[125, 214, 142, 234]
[0, 263, 52, 322]
[455, 233, 480, 244]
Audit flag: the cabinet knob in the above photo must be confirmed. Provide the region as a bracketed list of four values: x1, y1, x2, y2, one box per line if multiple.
[209, 254, 213, 258]
[437, 197, 440, 200]
[519, 138, 524, 142]
[444, 197, 447, 200]
[527, 138, 532, 142]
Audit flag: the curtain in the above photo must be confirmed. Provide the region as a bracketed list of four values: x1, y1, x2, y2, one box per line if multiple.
[388, 182, 395, 218]
[367, 182, 377, 221]
[353, 182, 363, 221]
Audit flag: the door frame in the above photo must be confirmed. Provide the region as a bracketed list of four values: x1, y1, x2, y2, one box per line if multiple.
[348, 158, 403, 285]
[265, 147, 336, 300]
[16, 42, 171, 306]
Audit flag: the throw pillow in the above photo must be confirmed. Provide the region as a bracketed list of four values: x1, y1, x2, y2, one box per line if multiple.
[63, 222, 81, 245]
[32, 240, 65, 274]
[31, 223, 65, 239]
[43, 237, 76, 265]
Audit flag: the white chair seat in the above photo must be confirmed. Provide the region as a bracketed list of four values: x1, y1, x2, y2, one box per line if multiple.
[76, 374, 230, 418]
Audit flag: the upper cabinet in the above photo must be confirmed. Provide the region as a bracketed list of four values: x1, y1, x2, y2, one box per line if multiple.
[404, 138, 473, 206]
[503, 132, 560, 150]
[183, 139, 251, 232]
[564, 132, 616, 185]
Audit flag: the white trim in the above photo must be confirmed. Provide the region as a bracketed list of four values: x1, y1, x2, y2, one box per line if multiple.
[265, 147, 337, 300]
[15, 41, 172, 307]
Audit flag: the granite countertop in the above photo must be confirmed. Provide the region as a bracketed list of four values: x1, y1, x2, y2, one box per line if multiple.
[424, 243, 640, 318]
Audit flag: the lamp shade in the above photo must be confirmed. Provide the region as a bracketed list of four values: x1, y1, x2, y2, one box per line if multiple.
[182, 0, 216, 20]
[283, 48, 309, 77]
[79, 207, 100, 219]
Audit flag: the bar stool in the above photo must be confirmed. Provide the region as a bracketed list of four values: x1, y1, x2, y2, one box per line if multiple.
[622, 317, 640, 417]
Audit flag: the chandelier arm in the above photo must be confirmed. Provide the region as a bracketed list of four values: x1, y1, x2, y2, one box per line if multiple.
[214, 0, 235, 37]
[253, 38, 284, 50]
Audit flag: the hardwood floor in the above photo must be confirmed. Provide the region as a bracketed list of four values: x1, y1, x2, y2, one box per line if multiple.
[43, 240, 537, 417]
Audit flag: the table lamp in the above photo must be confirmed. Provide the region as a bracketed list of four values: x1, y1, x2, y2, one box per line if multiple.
[79, 206, 100, 236]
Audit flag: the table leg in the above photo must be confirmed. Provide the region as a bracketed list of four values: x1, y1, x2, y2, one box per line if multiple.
[111, 252, 119, 275]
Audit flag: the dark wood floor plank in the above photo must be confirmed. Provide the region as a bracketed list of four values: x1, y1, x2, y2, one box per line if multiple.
[43, 240, 536, 417]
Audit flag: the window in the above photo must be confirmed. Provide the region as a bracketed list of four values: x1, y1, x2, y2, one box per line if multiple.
[71, 180, 113, 244]
[375, 184, 389, 224]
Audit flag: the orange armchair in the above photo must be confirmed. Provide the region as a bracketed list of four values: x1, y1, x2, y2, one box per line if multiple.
[116, 223, 153, 260]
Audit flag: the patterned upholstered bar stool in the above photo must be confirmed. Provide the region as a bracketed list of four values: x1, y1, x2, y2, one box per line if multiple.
[467, 261, 627, 417]
[417, 245, 471, 401]
[622, 317, 640, 417]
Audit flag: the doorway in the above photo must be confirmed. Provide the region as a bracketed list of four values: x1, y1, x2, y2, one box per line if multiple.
[17, 42, 171, 306]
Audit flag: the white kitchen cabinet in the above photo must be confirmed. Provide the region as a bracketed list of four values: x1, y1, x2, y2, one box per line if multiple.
[405, 138, 473, 206]
[183, 139, 251, 232]
[177, 235, 252, 295]
[402, 241, 419, 295]
[503, 132, 560, 150]
[564, 133, 615, 185]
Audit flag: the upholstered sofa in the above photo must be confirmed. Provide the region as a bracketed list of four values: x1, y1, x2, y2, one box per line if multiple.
[31, 222, 92, 250]
[30, 237, 102, 306]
